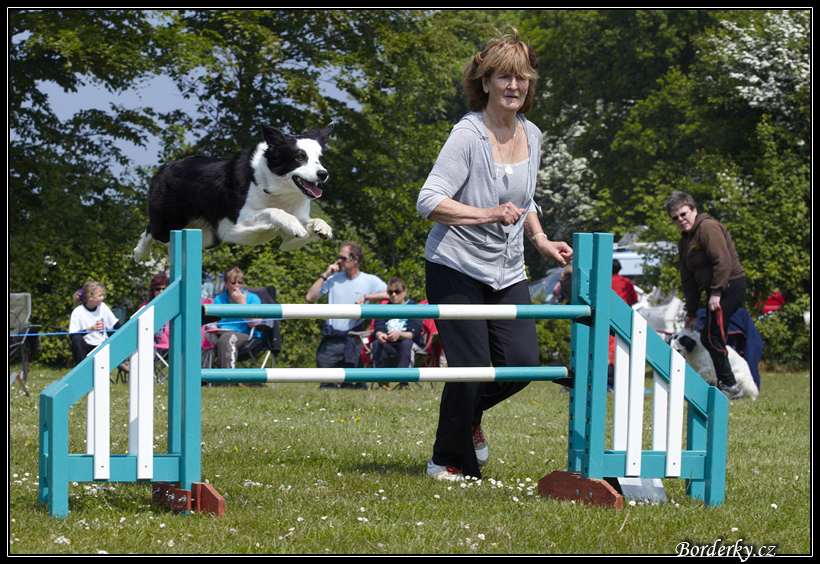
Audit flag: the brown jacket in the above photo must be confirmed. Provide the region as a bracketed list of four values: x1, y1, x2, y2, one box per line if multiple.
[678, 213, 745, 317]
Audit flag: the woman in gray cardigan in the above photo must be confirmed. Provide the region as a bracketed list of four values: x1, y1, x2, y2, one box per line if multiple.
[417, 27, 572, 481]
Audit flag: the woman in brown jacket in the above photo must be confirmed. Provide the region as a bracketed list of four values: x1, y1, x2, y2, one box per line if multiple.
[666, 191, 747, 399]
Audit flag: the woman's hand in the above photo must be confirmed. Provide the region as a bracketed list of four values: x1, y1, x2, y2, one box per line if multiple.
[487, 202, 527, 226]
[532, 236, 573, 267]
[228, 286, 246, 304]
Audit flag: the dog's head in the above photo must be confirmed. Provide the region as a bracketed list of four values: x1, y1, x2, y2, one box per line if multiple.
[259, 123, 335, 199]
[670, 328, 700, 355]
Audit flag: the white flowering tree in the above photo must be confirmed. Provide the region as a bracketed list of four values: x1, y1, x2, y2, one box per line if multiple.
[520, 9, 809, 364]
[705, 10, 810, 126]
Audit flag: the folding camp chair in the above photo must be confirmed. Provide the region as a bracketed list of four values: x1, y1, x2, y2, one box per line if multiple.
[9, 293, 41, 395]
[237, 286, 281, 370]
[355, 299, 441, 390]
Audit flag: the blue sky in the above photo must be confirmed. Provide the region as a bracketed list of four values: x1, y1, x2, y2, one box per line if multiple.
[42, 72, 353, 172]
[41, 75, 197, 170]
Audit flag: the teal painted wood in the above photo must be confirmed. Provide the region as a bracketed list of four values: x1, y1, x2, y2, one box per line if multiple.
[584, 233, 615, 480]
[564, 233, 726, 504]
[178, 230, 204, 499]
[600, 450, 708, 479]
[167, 232, 184, 456]
[567, 233, 592, 473]
[703, 385, 728, 504]
[37, 234, 190, 517]
[38, 228, 729, 517]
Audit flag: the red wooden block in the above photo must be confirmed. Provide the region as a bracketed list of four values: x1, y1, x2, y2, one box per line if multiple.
[192, 482, 226, 517]
[152, 482, 191, 513]
[152, 482, 225, 516]
[538, 470, 624, 510]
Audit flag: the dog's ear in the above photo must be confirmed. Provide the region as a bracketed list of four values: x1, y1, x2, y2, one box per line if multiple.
[679, 335, 697, 353]
[315, 122, 335, 145]
[261, 124, 287, 147]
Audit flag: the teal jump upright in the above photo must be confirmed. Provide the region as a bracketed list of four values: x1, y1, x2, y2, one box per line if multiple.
[544, 232, 729, 508]
[38, 230, 728, 518]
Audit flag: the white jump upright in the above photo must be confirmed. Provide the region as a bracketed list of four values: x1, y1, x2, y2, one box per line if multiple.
[39, 230, 728, 518]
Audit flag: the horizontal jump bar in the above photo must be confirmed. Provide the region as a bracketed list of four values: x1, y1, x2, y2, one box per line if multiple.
[202, 303, 592, 321]
[201, 366, 569, 384]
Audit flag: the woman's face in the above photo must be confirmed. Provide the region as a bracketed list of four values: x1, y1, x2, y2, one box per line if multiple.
[225, 276, 244, 301]
[484, 69, 529, 114]
[670, 206, 697, 232]
[387, 284, 407, 305]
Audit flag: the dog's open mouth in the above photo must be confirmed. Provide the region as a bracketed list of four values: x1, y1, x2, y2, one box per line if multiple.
[293, 176, 323, 199]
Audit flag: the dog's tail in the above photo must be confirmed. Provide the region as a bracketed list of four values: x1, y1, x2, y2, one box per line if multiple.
[134, 228, 153, 262]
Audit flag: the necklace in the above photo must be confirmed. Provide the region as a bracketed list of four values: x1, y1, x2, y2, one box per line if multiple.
[488, 114, 517, 176]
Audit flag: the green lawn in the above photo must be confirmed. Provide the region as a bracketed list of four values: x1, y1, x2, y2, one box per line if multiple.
[8, 365, 811, 555]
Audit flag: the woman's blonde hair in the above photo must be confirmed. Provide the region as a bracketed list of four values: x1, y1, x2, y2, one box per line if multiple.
[224, 266, 244, 283]
[462, 26, 539, 113]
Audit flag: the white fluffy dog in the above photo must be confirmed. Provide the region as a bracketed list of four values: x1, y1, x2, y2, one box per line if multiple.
[669, 328, 759, 400]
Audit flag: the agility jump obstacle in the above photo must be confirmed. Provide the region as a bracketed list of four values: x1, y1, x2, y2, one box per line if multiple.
[38, 230, 728, 518]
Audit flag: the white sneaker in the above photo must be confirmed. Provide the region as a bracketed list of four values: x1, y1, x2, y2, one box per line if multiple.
[472, 425, 489, 467]
[426, 459, 464, 481]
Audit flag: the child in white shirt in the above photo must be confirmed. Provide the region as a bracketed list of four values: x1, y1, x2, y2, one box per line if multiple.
[68, 281, 120, 364]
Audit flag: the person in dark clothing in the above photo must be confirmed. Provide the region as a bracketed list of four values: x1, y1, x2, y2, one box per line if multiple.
[370, 277, 425, 390]
[666, 191, 747, 399]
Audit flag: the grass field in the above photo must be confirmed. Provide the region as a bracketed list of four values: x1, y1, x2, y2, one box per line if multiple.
[8, 364, 811, 555]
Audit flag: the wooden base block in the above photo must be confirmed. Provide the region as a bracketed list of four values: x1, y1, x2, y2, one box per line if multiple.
[153, 482, 225, 517]
[538, 470, 623, 510]
[192, 482, 226, 517]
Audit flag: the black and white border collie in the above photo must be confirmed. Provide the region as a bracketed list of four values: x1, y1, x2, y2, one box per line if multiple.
[134, 123, 334, 261]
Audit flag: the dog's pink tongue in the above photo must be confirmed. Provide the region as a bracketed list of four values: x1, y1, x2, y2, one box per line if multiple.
[304, 181, 322, 198]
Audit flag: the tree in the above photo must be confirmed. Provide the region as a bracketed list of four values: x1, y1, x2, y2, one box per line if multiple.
[316, 11, 479, 295]
[9, 9, 174, 363]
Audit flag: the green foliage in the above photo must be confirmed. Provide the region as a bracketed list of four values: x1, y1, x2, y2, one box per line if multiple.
[755, 299, 812, 370]
[9, 10, 169, 364]
[531, 296, 572, 368]
[585, 10, 811, 365]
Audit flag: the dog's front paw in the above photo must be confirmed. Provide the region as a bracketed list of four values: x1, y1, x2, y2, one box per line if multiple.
[307, 218, 332, 240]
[278, 215, 308, 239]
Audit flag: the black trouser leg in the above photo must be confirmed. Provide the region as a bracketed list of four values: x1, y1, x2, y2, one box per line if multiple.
[701, 277, 746, 387]
[426, 261, 537, 478]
